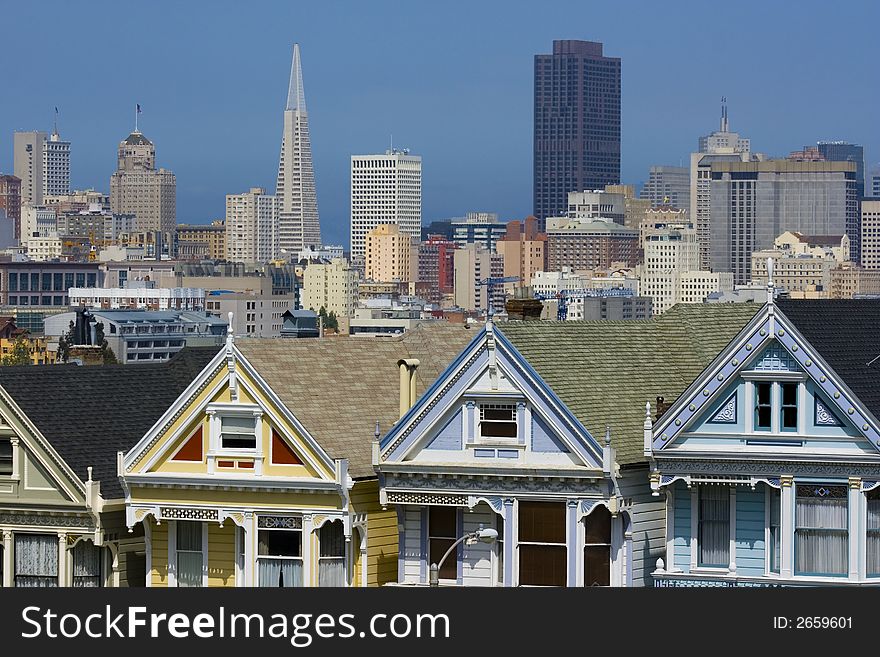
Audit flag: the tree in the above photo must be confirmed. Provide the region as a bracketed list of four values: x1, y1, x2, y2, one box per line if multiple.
[1, 337, 33, 367]
[326, 311, 339, 332]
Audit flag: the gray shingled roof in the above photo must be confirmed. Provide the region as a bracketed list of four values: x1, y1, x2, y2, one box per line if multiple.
[0, 347, 220, 499]
[499, 304, 762, 465]
[236, 323, 476, 478]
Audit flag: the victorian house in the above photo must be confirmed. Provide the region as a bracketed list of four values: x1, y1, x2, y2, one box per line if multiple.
[649, 296, 880, 586]
[375, 304, 760, 586]
[119, 321, 472, 587]
[0, 348, 218, 587]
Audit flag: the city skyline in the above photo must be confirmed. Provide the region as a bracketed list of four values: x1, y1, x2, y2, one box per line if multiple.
[0, 0, 877, 248]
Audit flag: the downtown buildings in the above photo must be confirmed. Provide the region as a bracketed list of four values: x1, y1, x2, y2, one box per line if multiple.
[533, 40, 621, 227]
[225, 188, 278, 263]
[109, 130, 176, 234]
[13, 128, 70, 207]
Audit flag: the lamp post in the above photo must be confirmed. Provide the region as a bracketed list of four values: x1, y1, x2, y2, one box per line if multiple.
[429, 525, 498, 587]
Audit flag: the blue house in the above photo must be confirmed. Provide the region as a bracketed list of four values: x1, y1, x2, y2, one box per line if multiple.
[648, 294, 880, 586]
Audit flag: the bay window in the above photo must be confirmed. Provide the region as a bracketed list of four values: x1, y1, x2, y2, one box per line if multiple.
[175, 521, 204, 587]
[428, 507, 457, 581]
[795, 485, 847, 576]
[583, 505, 611, 586]
[72, 541, 103, 587]
[518, 501, 566, 586]
[697, 486, 729, 568]
[318, 521, 345, 587]
[867, 489, 880, 577]
[14, 534, 57, 587]
[257, 519, 303, 587]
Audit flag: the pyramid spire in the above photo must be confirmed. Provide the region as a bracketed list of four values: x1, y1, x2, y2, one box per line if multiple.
[286, 43, 307, 113]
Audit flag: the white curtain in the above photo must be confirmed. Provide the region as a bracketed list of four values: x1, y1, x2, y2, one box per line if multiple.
[176, 521, 203, 587]
[15, 534, 58, 587]
[867, 498, 880, 576]
[698, 487, 729, 567]
[795, 497, 847, 575]
[770, 489, 781, 573]
[318, 521, 345, 587]
[72, 541, 102, 587]
[257, 558, 303, 587]
[318, 559, 345, 587]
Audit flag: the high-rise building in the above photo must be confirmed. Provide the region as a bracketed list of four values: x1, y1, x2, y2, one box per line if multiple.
[43, 130, 71, 197]
[562, 189, 626, 224]
[870, 167, 880, 198]
[14, 131, 47, 206]
[640, 166, 690, 210]
[350, 150, 422, 268]
[417, 236, 456, 303]
[453, 244, 504, 314]
[302, 258, 358, 318]
[364, 223, 416, 284]
[862, 200, 880, 269]
[533, 40, 621, 226]
[545, 217, 638, 271]
[176, 221, 226, 261]
[225, 188, 278, 263]
[708, 159, 858, 284]
[818, 141, 865, 199]
[109, 130, 176, 234]
[275, 44, 321, 254]
[689, 101, 759, 269]
[0, 175, 22, 240]
[495, 217, 547, 290]
[606, 184, 651, 230]
[451, 212, 506, 251]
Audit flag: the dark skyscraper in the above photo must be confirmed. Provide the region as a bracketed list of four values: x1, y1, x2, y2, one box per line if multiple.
[533, 40, 621, 227]
[818, 141, 865, 198]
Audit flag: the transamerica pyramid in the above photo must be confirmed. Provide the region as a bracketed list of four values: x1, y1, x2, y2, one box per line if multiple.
[275, 43, 321, 254]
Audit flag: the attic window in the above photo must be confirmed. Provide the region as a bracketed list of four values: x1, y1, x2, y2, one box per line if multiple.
[479, 404, 518, 440]
[0, 438, 11, 475]
[220, 416, 257, 450]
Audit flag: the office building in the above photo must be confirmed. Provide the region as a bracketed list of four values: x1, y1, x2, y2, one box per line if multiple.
[862, 200, 880, 269]
[563, 189, 626, 224]
[0, 261, 102, 306]
[109, 130, 176, 234]
[69, 281, 206, 311]
[708, 159, 859, 284]
[204, 289, 296, 337]
[451, 212, 506, 251]
[534, 40, 621, 225]
[640, 166, 690, 210]
[0, 175, 22, 238]
[43, 130, 71, 197]
[364, 223, 416, 284]
[301, 258, 358, 317]
[751, 232, 849, 298]
[606, 184, 651, 230]
[350, 150, 421, 267]
[276, 44, 321, 253]
[495, 217, 546, 289]
[453, 244, 504, 314]
[14, 128, 69, 207]
[870, 167, 880, 198]
[176, 221, 226, 261]
[545, 217, 638, 271]
[225, 188, 278, 263]
[417, 236, 456, 303]
[817, 141, 865, 199]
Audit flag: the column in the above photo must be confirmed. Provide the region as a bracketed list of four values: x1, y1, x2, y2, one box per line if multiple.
[243, 512, 254, 587]
[2, 530, 12, 587]
[503, 498, 515, 587]
[57, 533, 67, 587]
[780, 476, 794, 579]
[302, 514, 313, 587]
[9, 438, 20, 479]
[566, 500, 578, 587]
[728, 486, 737, 574]
[849, 478, 861, 581]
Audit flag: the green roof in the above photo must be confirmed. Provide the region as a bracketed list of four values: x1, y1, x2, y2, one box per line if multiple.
[499, 303, 762, 465]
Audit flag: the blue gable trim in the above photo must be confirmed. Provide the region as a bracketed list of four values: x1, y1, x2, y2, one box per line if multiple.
[379, 322, 603, 467]
[652, 306, 880, 453]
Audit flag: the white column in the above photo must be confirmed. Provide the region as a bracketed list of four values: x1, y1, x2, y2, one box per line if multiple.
[728, 486, 737, 574]
[2, 530, 12, 587]
[57, 533, 67, 587]
[665, 488, 676, 571]
[302, 514, 313, 587]
[780, 476, 794, 579]
[566, 499, 578, 587]
[9, 438, 20, 480]
[689, 487, 698, 571]
[243, 513, 254, 587]
[849, 478, 861, 581]
[503, 498, 515, 587]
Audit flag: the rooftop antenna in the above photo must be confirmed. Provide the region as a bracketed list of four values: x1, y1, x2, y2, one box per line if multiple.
[135, 103, 142, 133]
[53, 106, 59, 137]
[720, 96, 728, 132]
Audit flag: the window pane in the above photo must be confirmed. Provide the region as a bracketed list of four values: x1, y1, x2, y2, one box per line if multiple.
[782, 407, 798, 429]
[782, 383, 797, 406]
[0, 439, 12, 475]
[585, 506, 611, 545]
[483, 407, 514, 421]
[258, 530, 301, 557]
[698, 486, 729, 567]
[518, 502, 565, 544]
[428, 506, 456, 539]
[584, 545, 610, 586]
[177, 552, 203, 587]
[222, 416, 255, 431]
[757, 382, 771, 404]
[429, 538, 457, 580]
[176, 521, 202, 551]
[257, 558, 303, 587]
[72, 541, 102, 587]
[795, 486, 847, 576]
[14, 534, 58, 587]
[518, 545, 566, 586]
[319, 521, 345, 558]
[868, 492, 880, 576]
[770, 488, 781, 573]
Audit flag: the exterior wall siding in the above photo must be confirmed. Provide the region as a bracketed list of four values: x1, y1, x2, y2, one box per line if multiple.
[150, 520, 169, 587]
[208, 522, 236, 587]
[735, 487, 765, 576]
[461, 503, 495, 586]
[672, 481, 691, 572]
[350, 479, 398, 587]
[402, 507, 423, 583]
[619, 465, 666, 587]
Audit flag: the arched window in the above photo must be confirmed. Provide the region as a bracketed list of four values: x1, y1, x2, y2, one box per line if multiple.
[584, 506, 611, 586]
[318, 520, 345, 587]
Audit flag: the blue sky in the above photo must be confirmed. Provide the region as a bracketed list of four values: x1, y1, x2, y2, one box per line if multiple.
[1, 0, 877, 247]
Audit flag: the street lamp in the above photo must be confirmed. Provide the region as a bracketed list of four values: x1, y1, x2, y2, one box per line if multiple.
[429, 524, 498, 587]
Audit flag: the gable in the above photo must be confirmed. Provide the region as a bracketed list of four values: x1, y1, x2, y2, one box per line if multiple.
[123, 345, 338, 484]
[381, 324, 602, 471]
[653, 308, 880, 456]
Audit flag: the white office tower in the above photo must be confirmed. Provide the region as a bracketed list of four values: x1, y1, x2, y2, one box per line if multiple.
[225, 187, 278, 263]
[43, 129, 71, 197]
[275, 43, 321, 255]
[350, 150, 422, 268]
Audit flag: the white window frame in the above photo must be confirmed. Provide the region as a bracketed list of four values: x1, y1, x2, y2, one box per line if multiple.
[256, 523, 304, 588]
[742, 374, 806, 436]
[476, 402, 519, 445]
[205, 403, 264, 474]
[690, 485, 736, 573]
[0, 436, 20, 481]
[167, 520, 208, 588]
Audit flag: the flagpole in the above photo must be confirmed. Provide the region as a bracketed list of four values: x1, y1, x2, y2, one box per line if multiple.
[135, 103, 138, 132]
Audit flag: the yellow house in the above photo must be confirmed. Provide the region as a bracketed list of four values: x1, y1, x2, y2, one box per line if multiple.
[120, 320, 473, 587]
[0, 335, 57, 365]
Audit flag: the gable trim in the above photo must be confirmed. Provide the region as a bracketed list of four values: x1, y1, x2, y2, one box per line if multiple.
[652, 306, 880, 453]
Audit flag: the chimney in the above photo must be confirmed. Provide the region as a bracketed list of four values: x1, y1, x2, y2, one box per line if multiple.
[397, 359, 420, 418]
[655, 396, 671, 421]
